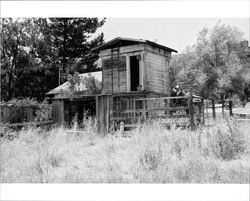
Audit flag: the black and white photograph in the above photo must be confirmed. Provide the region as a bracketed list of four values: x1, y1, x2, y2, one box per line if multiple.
[0, 1, 249, 201]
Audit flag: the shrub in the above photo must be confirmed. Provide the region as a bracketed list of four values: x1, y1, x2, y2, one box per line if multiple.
[200, 117, 246, 160]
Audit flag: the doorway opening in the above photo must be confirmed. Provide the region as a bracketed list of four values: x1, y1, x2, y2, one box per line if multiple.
[130, 56, 140, 91]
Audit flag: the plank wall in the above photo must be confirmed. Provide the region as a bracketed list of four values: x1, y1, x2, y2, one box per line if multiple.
[145, 52, 171, 95]
[102, 55, 127, 94]
[100, 43, 172, 95]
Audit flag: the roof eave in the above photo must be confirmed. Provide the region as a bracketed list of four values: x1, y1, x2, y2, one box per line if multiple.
[92, 37, 178, 53]
[146, 40, 178, 53]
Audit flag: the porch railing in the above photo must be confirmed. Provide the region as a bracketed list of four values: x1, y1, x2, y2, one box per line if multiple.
[111, 95, 204, 129]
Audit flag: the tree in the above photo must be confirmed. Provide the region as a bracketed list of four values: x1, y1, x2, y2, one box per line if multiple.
[1, 18, 105, 101]
[171, 21, 250, 101]
[49, 18, 105, 81]
[195, 22, 245, 99]
[1, 18, 40, 101]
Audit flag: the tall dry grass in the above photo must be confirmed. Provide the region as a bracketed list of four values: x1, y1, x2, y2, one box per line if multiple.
[0, 117, 249, 183]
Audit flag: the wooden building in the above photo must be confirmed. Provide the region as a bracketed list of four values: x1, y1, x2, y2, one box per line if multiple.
[93, 37, 177, 95]
[47, 72, 101, 125]
[50, 37, 205, 131]
[94, 38, 204, 131]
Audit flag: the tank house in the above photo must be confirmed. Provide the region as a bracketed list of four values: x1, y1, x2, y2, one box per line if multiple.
[50, 37, 178, 130]
[94, 37, 178, 131]
[95, 37, 177, 95]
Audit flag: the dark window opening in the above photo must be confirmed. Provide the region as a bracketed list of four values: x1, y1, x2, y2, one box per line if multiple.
[130, 56, 140, 91]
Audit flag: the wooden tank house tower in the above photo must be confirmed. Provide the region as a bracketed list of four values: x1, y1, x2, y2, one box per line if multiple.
[93, 37, 177, 95]
[93, 37, 204, 131]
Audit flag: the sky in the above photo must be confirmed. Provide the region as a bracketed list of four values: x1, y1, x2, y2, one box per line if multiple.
[95, 18, 249, 54]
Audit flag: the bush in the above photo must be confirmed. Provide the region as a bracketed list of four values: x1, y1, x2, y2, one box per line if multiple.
[200, 117, 246, 160]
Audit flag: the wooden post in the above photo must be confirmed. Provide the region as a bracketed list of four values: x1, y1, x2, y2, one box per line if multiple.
[110, 95, 113, 122]
[96, 96, 100, 133]
[201, 98, 205, 125]
[141, 52, 145, 90]
[106, 96, 110, 133]
[221, 100, 225, 117]
[188, 94, 195, 130]
[126, 55, 131, 92]
[228, 100, 233, 116]
[133, 98, 136, 120]
[111, 50, 114, 94]
[212, 99, 216, 120]
[102, 95, 105, 133]
[59, 100, 64, 125]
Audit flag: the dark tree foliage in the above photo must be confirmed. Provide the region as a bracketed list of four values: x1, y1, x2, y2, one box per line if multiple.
[49, 18, 105, 81]
[1, 18, 105, 101]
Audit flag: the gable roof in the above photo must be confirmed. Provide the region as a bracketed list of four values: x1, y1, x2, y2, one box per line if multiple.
[92, 37, 178, 53]
[46, 71, 102, 95]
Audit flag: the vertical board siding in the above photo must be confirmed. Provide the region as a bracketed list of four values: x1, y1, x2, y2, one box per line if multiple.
[96, 95, 111, 133]
[52, 100, 60, 124]
[145, 52, 170, 95]
[102, 56, 127, 94]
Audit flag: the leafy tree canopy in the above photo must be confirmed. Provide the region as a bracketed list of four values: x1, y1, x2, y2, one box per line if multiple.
[170, 21, 250, 102]
[1, 18, 105, 101]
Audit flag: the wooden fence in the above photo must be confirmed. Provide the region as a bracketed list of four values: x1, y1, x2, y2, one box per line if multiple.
[0, 103, 53, 128]
[108, 94, 204, 130]
[0, 120, 53, 128]
[204, 99, 234, 125]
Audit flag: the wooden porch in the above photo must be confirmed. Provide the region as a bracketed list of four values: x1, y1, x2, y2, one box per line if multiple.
[96, 93, 205, 132]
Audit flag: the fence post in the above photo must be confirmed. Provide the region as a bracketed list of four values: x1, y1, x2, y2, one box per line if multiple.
[201, 98, 205, 125]
[188, 94, 195, 130]
[228, 100, 233, 116]
[106, 95, 110, 134]
[212, 99, 216, 120]
[221, 100, 225, 117]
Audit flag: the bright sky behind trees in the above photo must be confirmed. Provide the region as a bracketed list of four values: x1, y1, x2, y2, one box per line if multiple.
[96, 18, 249, 53]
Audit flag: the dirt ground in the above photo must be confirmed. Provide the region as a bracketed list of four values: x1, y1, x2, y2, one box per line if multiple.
[233, 102, 250, 115]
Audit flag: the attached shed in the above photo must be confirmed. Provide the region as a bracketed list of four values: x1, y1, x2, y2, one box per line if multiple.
[47, 71, 102, 125]
[51, 96, 97, 125]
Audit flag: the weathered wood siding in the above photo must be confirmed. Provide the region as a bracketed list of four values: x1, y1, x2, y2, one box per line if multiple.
[52, 100, 64, 124]
[102, 55, 127, 94]
[100, 43, 172, 95]
[145, 44, 171, 57]
[96, 95, 112, 133]
[145, 52, 171, 95]
[99, 44, 144, 57]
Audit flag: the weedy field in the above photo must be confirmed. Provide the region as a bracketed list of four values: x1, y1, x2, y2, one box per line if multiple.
[0, 117, 249, 183]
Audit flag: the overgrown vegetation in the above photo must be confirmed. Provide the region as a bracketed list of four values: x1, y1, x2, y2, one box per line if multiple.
[170, 21, 250, 102]
[67, 72, 102, 95]
[1, 18, 105, 101]
[1, 117, 249, 183]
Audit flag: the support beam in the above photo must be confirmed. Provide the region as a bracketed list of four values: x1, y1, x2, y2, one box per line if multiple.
[126, 55, 131, 92]
[212, 99, 216, 120]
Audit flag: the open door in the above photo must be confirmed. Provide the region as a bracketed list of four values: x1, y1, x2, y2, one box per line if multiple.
[130, 55, 140, 91]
